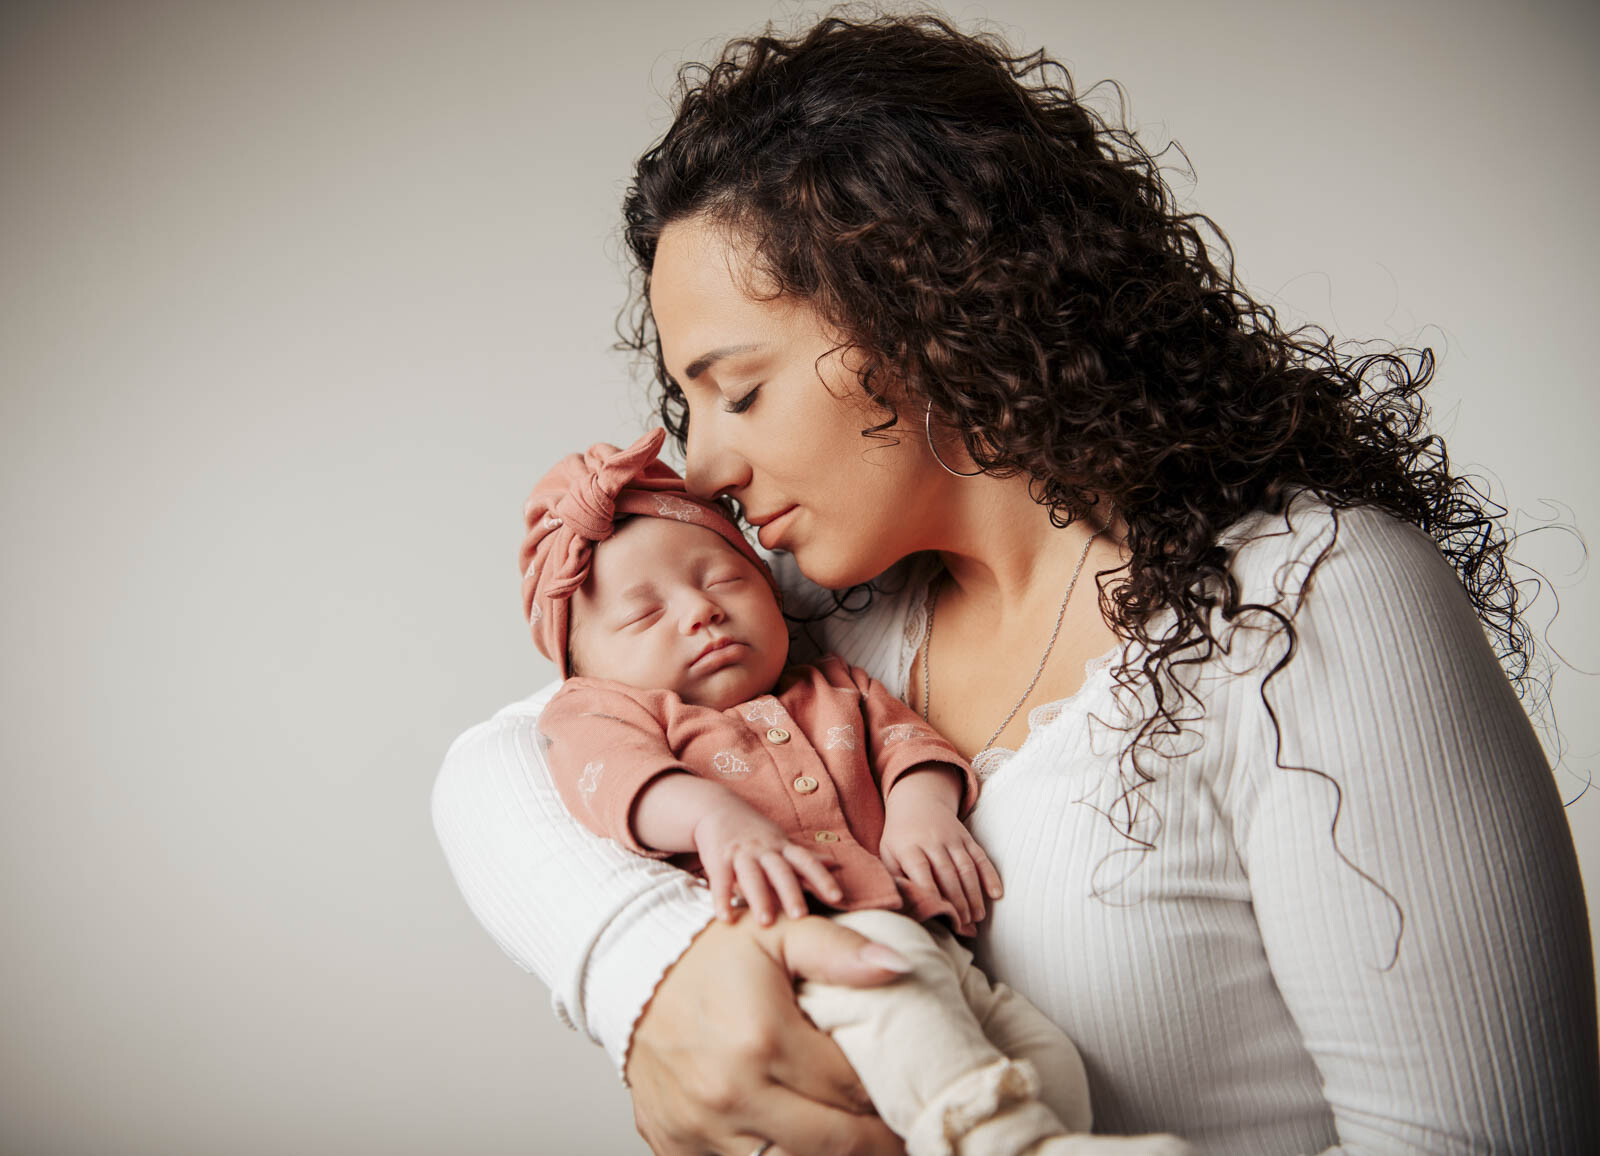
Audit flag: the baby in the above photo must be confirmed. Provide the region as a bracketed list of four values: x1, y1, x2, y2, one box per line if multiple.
[518, 428, 1188, 1156]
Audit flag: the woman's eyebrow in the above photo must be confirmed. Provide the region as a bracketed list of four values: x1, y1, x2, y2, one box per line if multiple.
[683, 343, 764, 381]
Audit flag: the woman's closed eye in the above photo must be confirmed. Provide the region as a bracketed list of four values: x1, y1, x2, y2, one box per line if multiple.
[721, 384, 761, 414]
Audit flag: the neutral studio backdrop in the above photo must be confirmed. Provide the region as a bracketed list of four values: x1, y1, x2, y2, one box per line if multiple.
[2, 1, 1596, 1153]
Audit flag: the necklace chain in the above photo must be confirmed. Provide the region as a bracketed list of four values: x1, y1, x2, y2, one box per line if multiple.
[920, 530, 1100, 757]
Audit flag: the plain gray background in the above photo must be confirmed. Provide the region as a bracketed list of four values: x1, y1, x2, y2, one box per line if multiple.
[2, 1, 1595, 1153]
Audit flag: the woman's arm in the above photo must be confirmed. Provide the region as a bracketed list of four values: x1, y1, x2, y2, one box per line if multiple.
[431, 682, 718, 1073]
[1232, 504, 1598, 1152]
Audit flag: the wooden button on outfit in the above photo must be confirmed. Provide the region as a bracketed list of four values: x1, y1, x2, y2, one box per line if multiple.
[813, 830, 839, 843]
[792, 776, 819, 794]
[766, 727, 791, 744]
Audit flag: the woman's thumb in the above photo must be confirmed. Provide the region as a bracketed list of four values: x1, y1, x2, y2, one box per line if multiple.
[773, 916, 913, 986]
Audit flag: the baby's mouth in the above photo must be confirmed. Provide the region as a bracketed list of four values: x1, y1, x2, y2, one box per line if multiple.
[690, 638, 743, 669]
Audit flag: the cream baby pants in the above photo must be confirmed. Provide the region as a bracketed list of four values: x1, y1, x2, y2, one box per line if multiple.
[796, 909, 1190, 1156]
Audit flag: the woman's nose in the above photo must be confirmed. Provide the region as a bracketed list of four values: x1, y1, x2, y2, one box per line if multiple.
[682, 414, 749, 500]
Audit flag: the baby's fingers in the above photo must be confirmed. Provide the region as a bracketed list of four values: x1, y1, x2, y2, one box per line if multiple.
[895, 846, 938, 900]
[924, 847, 974, 929]
[946, 844, 987, 925]
[967, 836, 1003, 901]
[733, 853, 778, 926]
[782, 844, 844, 906]
[760, 851, 810, 921]
[705, 857, 739, 923]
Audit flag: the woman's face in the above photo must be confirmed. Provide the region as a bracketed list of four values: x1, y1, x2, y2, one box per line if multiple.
[648, 216, 942, 590]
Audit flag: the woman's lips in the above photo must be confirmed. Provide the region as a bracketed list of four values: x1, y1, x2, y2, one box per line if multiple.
[755, 506, 798, 551]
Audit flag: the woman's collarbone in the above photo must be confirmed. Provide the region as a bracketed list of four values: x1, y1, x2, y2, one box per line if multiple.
[920, 597, 1119, 758]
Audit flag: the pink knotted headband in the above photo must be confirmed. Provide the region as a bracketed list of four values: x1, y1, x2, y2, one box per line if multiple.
[518, 427, 778, 675]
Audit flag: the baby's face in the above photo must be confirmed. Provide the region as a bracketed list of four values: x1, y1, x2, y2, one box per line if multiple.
[567, 515, 789, 710]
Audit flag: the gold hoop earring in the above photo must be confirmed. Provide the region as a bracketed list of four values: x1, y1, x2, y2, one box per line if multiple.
[925, 402, 984, 478]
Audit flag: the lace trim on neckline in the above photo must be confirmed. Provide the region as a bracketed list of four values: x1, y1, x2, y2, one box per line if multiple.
[899, 561, 1122, 781]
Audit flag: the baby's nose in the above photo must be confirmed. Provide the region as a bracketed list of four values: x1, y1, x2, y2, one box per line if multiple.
[679, 594, 724, 633]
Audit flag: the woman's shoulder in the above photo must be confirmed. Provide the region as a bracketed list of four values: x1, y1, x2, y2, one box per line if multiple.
[1218, 490, 1452, 620]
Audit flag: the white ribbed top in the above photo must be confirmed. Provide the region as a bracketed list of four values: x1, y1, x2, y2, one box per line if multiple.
[432, 496, 1597, 1152]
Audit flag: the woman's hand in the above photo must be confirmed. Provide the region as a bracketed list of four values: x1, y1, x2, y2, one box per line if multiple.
[880, 768, 1002, 933]
[693, 801, 845, 925]
[625, 914, 912, 1156]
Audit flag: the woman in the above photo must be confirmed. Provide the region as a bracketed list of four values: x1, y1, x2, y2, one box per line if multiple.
[433, 13, 1597, 1155]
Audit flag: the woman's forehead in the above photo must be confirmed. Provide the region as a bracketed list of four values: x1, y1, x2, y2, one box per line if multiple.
[650, 222, 788, 360]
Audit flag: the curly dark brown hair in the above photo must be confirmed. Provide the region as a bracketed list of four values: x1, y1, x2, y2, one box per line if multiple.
[615, 9, 1560, 951]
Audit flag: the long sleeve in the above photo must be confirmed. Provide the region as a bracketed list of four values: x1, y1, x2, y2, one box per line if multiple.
[431, 682, 715, 1081]
[844, 660, 979, 816]
[1227, 504, 1598, 1152]
[538, 681, 694, 858]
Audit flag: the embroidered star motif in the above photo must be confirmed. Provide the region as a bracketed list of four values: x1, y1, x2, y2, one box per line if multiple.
[653, 494, 702, 522]
[881, 723, 927, 746]
[577, 760, 604, 799]
[825, 725, 857, 751]
[743, 697, 785, 727]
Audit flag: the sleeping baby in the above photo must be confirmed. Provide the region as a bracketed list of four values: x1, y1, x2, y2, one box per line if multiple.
[517, 427, 1189, 1156]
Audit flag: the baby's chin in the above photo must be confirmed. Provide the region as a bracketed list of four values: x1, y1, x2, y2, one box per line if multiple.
[680, 691, 743, 711]
[676, 670, 771, 712]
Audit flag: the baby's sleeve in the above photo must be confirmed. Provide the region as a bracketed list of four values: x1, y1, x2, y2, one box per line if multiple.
[538, 683, 693, 858]
[844, 660, 980, 816]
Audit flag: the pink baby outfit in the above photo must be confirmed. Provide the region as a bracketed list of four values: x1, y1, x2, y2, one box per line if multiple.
[512, 428, 1191, 1156]
[539, 653, 983, 935]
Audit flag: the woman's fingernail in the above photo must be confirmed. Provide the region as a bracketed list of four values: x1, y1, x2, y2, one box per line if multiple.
[859, 944, 914, 973]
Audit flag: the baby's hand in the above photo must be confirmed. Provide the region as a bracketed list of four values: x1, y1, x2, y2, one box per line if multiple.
[880, 778, 1002, 933]
[692, 802, 844, 926]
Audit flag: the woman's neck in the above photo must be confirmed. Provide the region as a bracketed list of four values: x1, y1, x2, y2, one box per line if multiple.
[928, 473, 1128, 625]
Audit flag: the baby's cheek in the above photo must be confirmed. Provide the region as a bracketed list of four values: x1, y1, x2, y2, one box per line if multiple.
[753, 617, 792, 684]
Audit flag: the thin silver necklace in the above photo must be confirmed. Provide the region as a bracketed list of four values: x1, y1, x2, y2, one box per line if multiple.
[920, 530, 1100, 756]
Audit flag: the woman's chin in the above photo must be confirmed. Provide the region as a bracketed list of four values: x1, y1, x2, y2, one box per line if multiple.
[789, 551, 867, 593]
[789, 542, 903, 593]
